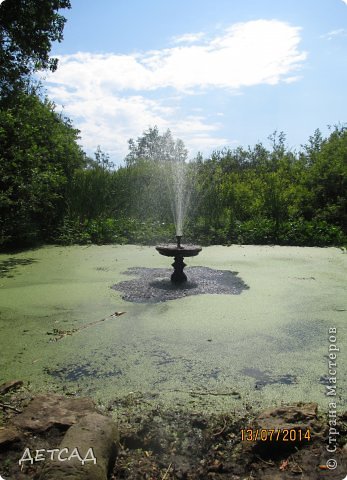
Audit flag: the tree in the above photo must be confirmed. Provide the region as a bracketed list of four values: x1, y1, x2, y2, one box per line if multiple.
[125, 126, 188, 167]
[0, 91, 85, 247]
[123, 126, 189, 225]
[304, 125, 347, 230]
[0, 0, 71, 97]
[66, 148, 115, 221]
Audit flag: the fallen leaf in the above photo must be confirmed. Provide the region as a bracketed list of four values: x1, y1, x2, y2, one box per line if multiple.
[279, 459, 289, 471]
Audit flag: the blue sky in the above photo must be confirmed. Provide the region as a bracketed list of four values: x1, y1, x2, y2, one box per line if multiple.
[43, 0, 347, 165]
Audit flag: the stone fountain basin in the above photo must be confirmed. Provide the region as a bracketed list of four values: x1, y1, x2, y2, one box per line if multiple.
[156, 244, 202, 257]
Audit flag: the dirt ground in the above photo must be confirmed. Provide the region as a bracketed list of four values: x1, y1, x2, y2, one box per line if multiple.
[0, 386, 346, 480]
[109, 396, 347, 480]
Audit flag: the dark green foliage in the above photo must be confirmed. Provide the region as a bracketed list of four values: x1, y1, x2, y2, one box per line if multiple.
[1, 118, 346, 248]
[0, 91, 85, 247]
[301, 126, 347, 229]
[0, 0, 71, 97]
[55, 217, 174, 246]
[0, 0, 83, 248]
[227, 219, 344, 247]
[187, 126, 346, 247]
[52, 125, 347, 248]
[55, 216, 345, 248]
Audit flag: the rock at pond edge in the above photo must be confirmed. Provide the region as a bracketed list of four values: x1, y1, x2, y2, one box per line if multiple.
[39, 412, 119, 480]
[10, 394, 96, 432]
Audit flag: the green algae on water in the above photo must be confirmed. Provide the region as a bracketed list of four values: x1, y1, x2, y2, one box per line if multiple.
[0, 245, 346, 413]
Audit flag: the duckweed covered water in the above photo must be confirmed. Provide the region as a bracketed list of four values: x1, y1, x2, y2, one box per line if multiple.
[0, 245, 346, 413]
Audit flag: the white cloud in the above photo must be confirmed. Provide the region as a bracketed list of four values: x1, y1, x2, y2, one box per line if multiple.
[44, 19, 306, 163]
[50, 20, 305, 93]
[321, 28, 347, 40]
[341, 0, 347, 5]
[171, 32, 205, 44]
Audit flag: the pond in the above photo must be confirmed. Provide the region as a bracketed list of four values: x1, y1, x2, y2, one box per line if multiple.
[0, 244, 346, 414]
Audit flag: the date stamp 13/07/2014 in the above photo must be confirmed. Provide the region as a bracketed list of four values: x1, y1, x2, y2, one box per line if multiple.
[240, 428, 311, 443]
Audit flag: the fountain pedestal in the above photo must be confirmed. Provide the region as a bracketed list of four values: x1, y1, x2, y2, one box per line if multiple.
[171, 255, 187, 283]
[156, 236, 202, 283]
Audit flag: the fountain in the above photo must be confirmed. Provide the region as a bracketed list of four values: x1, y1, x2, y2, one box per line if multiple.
[112, 132, 248, 302]
[156, 235, 202, 283]
[155, 157, 202, 282]
[114, 161, 248, 299]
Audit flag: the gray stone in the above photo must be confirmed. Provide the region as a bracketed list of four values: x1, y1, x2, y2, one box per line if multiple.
[0, 426, 21, 446]
[255, 403, 320, 432]
[0, 380, 23, 395]
[10, 394, 96, 432]
[39, 412, 119, 480]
